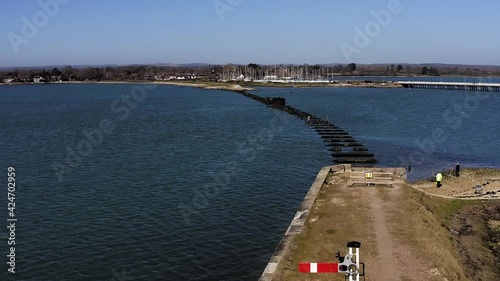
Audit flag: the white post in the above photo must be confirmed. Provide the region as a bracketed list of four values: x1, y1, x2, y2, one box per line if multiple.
[356, 247, 360, 281]
[348, 247, 353, 281]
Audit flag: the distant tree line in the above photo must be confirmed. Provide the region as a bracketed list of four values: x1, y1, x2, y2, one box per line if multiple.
[0, 65, 211, 82]
[1, 63, 498, 83]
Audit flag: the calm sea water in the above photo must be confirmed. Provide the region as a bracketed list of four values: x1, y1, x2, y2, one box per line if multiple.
[0, 84, 330, 281]
[0, 83, 498, 280]
[254, 86, 500, 180]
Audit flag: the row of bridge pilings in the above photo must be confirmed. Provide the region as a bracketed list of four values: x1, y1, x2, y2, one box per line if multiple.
[402, 83, 500, 92]
[235, 91, 377, 164]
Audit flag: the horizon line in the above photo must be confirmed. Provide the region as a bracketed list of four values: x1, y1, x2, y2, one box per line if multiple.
[2, 62, 500, 69]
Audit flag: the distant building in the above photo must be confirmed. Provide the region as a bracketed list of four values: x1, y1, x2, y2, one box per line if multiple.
[51, 75, 62, 82]
[34, 77, 45, 83]
[3, 78, 14, 83]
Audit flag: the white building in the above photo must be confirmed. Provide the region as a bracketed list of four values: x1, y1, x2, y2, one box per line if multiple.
[34, 77, 45, 83]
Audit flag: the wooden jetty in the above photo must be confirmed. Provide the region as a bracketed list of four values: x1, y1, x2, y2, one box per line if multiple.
[399, 81, 500, 92]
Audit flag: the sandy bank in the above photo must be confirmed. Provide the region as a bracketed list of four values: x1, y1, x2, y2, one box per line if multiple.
[153, 81, 254, 91]
[412, 168, 500, 199]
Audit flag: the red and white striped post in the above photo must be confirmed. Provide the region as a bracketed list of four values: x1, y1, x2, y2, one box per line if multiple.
[299, 262, 339, 273]
[299, 241, 363, 281]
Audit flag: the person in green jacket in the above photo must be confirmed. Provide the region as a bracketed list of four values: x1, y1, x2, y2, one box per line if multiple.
[436, 172, 443, 188]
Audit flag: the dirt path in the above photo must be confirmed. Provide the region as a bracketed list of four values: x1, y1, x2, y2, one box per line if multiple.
[367, 186, 401, 280]
[365, 185, 432, 281]
[367, 186, 404, 280]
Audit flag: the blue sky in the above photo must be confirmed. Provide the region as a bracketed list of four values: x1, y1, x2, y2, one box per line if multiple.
[0, 0, 499, 67]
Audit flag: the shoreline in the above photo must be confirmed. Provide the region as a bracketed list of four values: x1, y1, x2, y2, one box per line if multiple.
[411, 167, 500, 199]
[0, 80, 402, 90]
[5, 77, 499, 91]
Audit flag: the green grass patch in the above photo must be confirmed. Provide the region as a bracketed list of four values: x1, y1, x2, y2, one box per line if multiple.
[410, 188, 479, 226]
